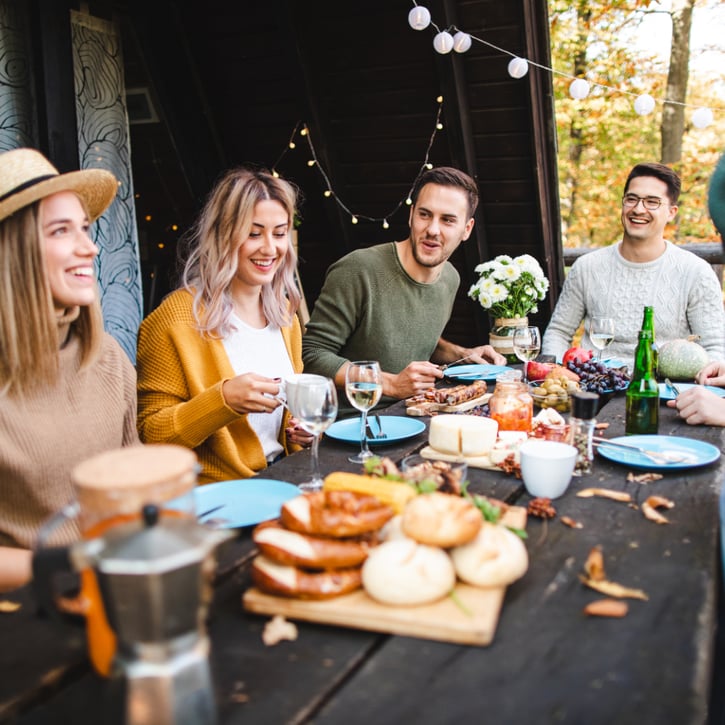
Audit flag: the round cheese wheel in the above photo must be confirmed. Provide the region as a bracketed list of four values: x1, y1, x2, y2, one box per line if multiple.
[429, 414, 498, 457]
[362, 539, 455, 606]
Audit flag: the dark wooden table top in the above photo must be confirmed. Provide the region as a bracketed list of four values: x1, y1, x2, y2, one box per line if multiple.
[2, 392, 724, 725]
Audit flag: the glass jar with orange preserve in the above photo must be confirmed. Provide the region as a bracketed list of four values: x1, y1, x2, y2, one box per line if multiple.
[489, 378, 533, 432]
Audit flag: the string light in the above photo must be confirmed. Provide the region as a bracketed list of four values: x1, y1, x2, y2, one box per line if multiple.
[272, 97, 446, 227]
[408, 1, 722, 127]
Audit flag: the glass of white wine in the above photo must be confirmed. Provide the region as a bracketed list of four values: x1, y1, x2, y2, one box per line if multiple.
[344, 361, 383, 464]
[512, 326, 541, 384]
[589, 316, 615, 361]
[284, 374, 338, 492]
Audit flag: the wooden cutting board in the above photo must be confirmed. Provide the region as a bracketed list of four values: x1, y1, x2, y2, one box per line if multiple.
[243, 506, 526, 647]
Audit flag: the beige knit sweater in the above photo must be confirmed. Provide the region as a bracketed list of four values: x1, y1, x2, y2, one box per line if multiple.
[0, 311, 138, 549]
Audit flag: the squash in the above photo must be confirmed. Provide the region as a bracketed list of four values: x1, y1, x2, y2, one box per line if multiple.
[657, 337, 709, 380]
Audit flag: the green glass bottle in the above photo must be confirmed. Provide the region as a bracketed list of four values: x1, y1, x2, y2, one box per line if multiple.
[641, 306, 659, 372]
[625, 329, 659, 435]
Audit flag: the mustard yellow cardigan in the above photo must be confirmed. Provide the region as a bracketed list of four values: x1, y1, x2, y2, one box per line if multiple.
[136, 289, 302, 484]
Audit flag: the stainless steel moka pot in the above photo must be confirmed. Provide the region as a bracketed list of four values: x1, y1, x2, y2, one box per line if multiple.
[38, 504, 232, 725]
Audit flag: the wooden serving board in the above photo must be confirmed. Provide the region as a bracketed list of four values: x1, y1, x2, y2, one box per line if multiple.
[406, 392, 492, 416]
[243, 506, 526, 647]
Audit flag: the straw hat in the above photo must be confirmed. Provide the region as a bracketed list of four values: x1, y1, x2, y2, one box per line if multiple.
[709, 151, 725, 239]
[0, 147, 118, 224]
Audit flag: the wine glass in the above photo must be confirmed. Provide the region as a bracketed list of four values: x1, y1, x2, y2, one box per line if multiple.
[284, 374, 338, 492]
[344, 361, 383, 464]
[512, 326, 541, 384]
[589, 316, 615, 361]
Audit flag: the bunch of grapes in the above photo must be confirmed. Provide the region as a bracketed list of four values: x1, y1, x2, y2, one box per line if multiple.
[565, 360, 631, 394]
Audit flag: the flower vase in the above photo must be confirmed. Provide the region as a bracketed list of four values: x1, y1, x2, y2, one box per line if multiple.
[490, 317, 529, 364]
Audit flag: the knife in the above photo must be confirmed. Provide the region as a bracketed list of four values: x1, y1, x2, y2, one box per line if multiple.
[664, 378, 681, 397]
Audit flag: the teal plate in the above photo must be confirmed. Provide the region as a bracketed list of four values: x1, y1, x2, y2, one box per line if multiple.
[194, 479, 299, 528]
[596, 435, 721, 471]
[443, 364, 514, 381]
[658, 383, 725, 401]
[325, 415, 426, 445]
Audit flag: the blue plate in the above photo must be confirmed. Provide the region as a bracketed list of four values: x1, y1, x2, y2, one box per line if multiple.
[194, 479, 299, 528]
[601, 358, 628, 370]
[596, 435, 720, 471]
[444, 364, 514, 381]
[325, 415, 426, 445]
[658, 383, 725, 401]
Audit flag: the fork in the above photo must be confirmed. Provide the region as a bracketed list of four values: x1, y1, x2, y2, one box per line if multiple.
[373, 414, 387, 439]
[592, 436, 693, 465]
[664, 378, 682, 397]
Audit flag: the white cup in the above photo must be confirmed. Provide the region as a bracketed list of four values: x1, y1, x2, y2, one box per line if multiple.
[519, 439, 577, 499]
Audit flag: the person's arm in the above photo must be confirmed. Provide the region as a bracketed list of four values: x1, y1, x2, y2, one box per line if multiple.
[0, 547, 32, 592]
[432, 338, 507, 366]
[542, 263, 587, 362]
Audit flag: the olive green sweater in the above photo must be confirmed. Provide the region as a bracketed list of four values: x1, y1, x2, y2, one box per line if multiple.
[302, 242, 459, 417]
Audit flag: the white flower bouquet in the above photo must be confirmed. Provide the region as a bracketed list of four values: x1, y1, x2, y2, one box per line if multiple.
[468, 254, 549, 319]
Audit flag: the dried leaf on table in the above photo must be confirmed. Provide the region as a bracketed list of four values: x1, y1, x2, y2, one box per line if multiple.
[584, 545, 606, 581]
[584, 598, 629, 618]
[627, 472, 664, 484]
[641, 495, 675, 525]
[0, 600, 21, 613]
[579, 576, 649, 601]
[577, 488, 632, 503]
[262, 615, 298, 646]
[561, 516, 583, 529]
[595, 422, 610, 430]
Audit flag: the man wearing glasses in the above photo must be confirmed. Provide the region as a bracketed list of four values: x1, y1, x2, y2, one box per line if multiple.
[542, 161, 724, 369]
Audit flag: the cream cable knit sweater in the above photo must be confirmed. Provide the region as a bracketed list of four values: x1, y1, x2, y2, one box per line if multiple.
[542, 242, 725, 369]
[0, 312, 138, 549]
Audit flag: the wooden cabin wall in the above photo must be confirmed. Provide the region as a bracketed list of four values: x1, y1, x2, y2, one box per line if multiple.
[123, 0, 562, 341]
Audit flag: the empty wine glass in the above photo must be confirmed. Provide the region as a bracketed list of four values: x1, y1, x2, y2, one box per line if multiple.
[512, 326, 541, 384]
[589, 316, 615, 361]
[284, 374, 338, 492]
[344, 361, 383, 464]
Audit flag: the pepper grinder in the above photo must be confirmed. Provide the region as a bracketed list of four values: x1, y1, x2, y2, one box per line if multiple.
[569, 391, 599, 476]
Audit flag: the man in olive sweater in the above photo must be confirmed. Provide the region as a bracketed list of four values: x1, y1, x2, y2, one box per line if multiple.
[302, 166, 505, 417]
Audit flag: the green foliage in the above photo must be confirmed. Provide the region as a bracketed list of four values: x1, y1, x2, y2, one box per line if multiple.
[549, 0, 725, 247]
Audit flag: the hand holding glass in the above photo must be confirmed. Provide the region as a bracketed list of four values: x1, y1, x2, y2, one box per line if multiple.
[345, 361, 383, 463]
[589, 316, 615, 361]
[512, 326, 541, 383]
[284, 374, 338, 492]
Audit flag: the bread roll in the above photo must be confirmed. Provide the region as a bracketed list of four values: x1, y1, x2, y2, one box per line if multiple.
[450, 522, 528, 587]
[379, 514, 409, 542]
[402, 492, 481, 548]
[362, 540, 455, 606]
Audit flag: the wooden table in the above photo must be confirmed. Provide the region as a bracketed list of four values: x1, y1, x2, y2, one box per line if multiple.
[2, 394, 724, 725]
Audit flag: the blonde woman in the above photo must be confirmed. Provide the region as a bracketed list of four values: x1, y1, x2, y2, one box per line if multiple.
[136, 167, 311, 483]
[0, 148, 138, 591]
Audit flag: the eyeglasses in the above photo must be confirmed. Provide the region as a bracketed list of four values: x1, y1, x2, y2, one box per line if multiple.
[622, 194, 665, 211]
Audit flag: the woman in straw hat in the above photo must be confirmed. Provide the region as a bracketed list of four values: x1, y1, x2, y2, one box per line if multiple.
[0, 148, 138, 591]
[136, 166, 311, 484]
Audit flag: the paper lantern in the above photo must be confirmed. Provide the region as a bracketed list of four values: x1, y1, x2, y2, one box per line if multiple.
[569, 78, 590, 100]
[433, 31, 454, 54]
[692, 107, 713, 129]
[634, 94, 656, 116]
[453, 31, 472, 53]
[508, 57, 529, 79]
[408, 6, 431, 31]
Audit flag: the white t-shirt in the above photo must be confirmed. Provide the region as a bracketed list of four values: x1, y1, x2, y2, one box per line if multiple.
[222, 314, 294, 462]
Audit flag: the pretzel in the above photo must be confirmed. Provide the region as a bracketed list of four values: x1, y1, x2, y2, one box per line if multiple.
[252, 520, 374, 569]
[251, 555, 362, 599]
[280, 491, 394, 538]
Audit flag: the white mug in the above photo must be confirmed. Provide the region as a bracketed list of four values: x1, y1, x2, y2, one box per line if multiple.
[519, 439, 577, 499]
